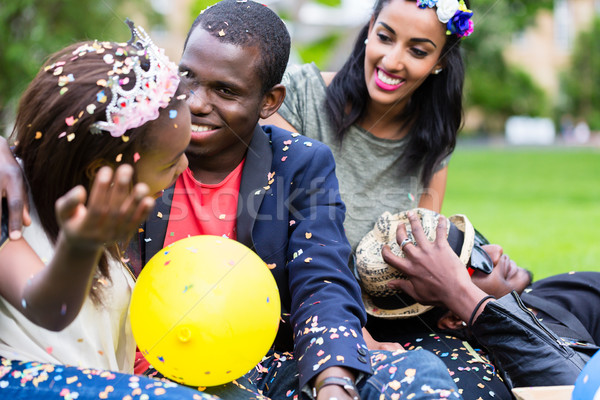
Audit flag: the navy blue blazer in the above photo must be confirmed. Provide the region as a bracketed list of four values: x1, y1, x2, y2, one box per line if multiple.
[131, 125, 373, 388]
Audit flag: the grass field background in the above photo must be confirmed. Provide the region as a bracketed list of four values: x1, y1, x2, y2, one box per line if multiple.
[442, 144, 600, 280]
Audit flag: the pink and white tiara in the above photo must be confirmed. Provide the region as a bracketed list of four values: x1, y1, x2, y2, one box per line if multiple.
[91, 20, 181, 137]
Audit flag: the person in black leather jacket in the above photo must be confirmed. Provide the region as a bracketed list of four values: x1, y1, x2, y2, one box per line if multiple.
[381, 210, 595, 389]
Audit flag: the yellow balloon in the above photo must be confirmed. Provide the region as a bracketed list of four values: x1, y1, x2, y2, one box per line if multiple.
[129, 235, 281, 387]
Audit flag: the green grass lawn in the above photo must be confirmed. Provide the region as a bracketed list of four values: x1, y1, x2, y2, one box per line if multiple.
[442, 144, 600, 280]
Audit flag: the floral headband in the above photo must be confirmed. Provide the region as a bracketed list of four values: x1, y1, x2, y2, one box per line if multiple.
[416, 0, 474, 38]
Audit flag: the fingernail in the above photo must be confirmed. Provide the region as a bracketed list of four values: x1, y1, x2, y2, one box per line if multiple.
[9, 230, 22, 240]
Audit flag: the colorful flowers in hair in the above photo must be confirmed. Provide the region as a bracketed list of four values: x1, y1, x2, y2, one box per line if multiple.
[416, 0, 474, 38]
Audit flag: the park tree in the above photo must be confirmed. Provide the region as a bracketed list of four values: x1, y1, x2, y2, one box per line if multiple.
[0, 0, 152, 134]
[560, 16, 600, 130]
[462, 0, 553, 133]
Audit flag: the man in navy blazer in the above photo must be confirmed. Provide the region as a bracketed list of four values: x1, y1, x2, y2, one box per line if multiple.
[129, 1, 462, 399]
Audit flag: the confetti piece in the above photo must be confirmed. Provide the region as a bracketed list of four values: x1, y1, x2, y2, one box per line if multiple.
[61, 303, 67, 315]
[59, 87, 69, 95]
[115, 154, 122, 162]
[46, 346, 53, 354]
[304, 258, 312, 263]
[283, 146, 289, 151]
[66, 376, 78, 384]
[219, 214, 226, 220]
[289, 220, 296, 226]
[35, 131, 42, 139]
[304, 141, 313, 147]
[281, 156, 288, 162]
[86, 104, 97, 114]
[133, 152, 140, 163]
[283, 140, 292, 145]
[157, 212, 163, 218]
[96, 79, 107, 87]
[53, 67, 64, 76]
[121, 135, 129, 142]
[97, 90, 107, 103]
[169, 110, 178, 119]
[103, 54, 114, 64]
[65, 116, 77, 126]
[305, 232, 312, 239]
[218, 29, 226, 36]
[267, 263, 276, 269]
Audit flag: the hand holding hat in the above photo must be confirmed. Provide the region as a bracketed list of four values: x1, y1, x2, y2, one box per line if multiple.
[356, 207, 481, 319]
[382, 211, 486, 319]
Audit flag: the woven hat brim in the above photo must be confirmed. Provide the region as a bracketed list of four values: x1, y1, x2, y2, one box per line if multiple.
[357, 208, 475, 319]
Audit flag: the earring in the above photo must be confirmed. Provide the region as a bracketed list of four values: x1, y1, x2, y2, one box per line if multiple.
[433, 68, 443, 75]
[364, 38, 368, 45]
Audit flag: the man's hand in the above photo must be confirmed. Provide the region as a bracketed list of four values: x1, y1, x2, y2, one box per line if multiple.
[362, 327, 404, 352]
[0, 136, 30, 239]
[382, 211, 489, 323]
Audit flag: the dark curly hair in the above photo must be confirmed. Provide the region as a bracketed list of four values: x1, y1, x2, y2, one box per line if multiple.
[185, 0, 291, 95]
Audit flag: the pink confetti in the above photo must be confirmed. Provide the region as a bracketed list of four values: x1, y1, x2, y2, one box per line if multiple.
[65, 116, 76, 126]
[133, 152, 141, 163]
[281, 156, 288, 162]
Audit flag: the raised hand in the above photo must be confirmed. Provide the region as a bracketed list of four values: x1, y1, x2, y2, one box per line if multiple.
[55, 165, 155, 250]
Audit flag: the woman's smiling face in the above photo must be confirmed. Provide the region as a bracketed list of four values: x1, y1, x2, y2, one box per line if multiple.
[364, 0, 446, 113]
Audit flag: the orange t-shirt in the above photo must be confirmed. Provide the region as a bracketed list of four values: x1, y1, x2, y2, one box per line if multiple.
[163, 160, 245, 247]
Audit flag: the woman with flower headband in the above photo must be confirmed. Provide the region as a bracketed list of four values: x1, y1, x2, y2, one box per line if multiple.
[264, 1, 512, 399]
[0, 24, 218, 399]
[265, 0, 472, 252]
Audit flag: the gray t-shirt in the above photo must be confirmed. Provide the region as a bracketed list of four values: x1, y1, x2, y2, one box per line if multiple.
[278, 63, 449, 250]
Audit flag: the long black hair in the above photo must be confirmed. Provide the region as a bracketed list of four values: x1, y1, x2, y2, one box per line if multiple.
[325, 0, 468, 187]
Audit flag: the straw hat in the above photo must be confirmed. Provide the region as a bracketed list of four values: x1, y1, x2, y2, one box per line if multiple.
[355, 208, 474, 319]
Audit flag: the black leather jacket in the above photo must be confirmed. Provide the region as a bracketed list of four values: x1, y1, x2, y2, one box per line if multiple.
[470, 291, 591, 388]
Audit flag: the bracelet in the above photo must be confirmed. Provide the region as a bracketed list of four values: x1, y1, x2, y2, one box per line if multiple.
[312, 376, 360, 400]
[468, 295, 495, 328]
